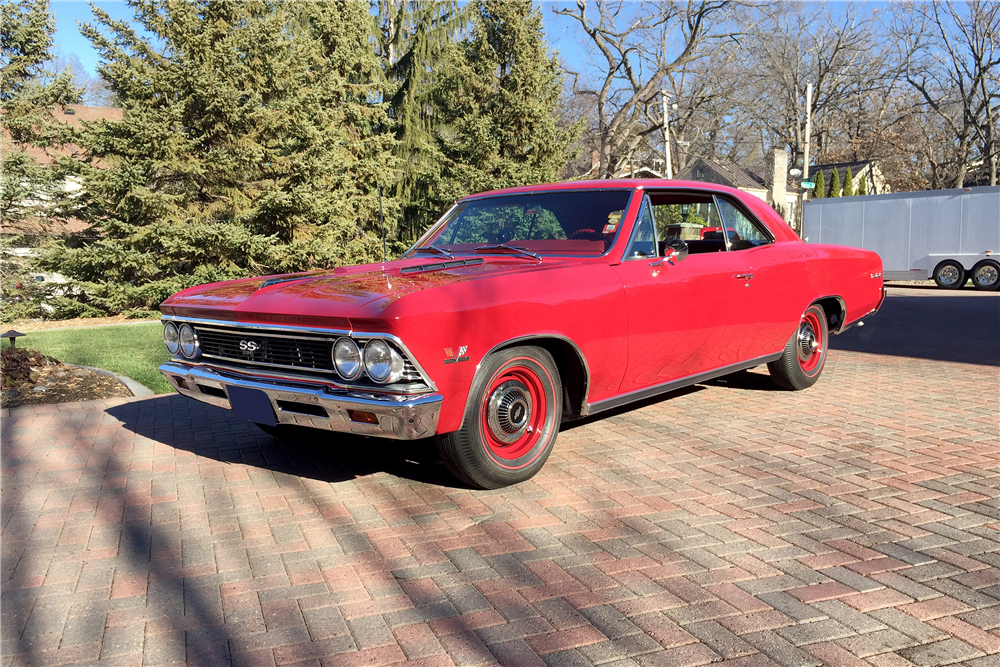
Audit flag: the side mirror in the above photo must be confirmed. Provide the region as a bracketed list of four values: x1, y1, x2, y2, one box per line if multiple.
[665, 239, 688, 263]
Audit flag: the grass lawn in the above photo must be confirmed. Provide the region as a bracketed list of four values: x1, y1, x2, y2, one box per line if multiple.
[2, 322, 172, 394]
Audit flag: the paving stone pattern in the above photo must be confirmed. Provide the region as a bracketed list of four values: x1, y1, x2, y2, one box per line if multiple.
[2, 345, 998, 667]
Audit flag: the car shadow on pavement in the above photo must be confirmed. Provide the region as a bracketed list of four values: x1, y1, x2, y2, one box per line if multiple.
[105, 394, 463, 488]
[830, 293, 1000, 366]
[560, 385, 706, 432]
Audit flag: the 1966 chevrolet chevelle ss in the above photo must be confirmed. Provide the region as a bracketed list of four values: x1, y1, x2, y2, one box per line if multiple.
[159, 180, 885, 488]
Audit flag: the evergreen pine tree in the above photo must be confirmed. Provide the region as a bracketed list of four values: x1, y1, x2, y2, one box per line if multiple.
[857, 173, 867, 196]
[829, 168, 841, 197]
[1, 0, 84, 321]
[39, 0, 398, 315]
[812, 170, 825, 198]
[1, 0, 82, 228]
[433, 0, 579, 205]
[843, 167, 855, 196]
[376, 1, 466, 240]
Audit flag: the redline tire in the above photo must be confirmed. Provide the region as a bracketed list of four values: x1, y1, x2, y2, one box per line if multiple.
[933, 260, 966, 289]
[767, 304, 828, 391]
[436, 346, 562, 489]
[970, 260, 1000, 291]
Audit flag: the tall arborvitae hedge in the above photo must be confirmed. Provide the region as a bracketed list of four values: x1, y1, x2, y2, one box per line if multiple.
[829, 168, 841, 197]
[843, 167, 855, 196]
[812, 169, 825, 198]
[36, 0, 398, 315]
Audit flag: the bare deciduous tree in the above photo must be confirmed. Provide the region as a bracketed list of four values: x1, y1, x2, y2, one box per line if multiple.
[555, 0, 737, 178]
[895, 0, 1000, 187]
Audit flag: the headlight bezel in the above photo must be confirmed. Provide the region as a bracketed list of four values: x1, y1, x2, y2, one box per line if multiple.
[178, 323, 200, 359]
[363, 339, 405, 384]
[333, 337, 363, 380]
[164, 322, 180, 355]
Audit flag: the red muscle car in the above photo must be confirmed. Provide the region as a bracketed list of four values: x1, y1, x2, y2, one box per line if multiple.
[159, 180, 885, 488]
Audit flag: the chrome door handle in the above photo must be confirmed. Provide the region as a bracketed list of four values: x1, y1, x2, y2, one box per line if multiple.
[733, 273, 754, 280]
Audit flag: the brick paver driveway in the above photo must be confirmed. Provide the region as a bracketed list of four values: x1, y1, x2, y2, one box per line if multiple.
[3, 287, 999, 667]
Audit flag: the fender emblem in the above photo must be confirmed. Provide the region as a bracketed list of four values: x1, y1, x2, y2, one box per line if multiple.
[443, 346, 469, 364]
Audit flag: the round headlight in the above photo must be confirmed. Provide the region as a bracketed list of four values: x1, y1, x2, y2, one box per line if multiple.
[178, 323, 200, 359]
[333, 338, 362, 380]
[363, 339, 404, 384]
[163, 322, 179, 355]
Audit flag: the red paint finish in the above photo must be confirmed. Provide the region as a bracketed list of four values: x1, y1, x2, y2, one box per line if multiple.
[160, 179, 883, 437]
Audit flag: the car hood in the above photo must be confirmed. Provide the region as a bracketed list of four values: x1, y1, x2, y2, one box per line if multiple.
[160, 258, 556, 329]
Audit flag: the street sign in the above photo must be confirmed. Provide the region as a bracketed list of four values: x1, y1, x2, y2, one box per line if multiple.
[800, 180, 815, 189]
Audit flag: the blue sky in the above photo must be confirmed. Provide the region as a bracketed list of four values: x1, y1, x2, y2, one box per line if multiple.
[51, 0, 589, 77]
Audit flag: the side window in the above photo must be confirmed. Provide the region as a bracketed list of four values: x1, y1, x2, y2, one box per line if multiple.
[626, 196, 657, 259]
[716, 198, 773, 250]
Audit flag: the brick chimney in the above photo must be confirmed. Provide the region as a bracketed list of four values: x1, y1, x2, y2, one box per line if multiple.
[771, 148, 787, 219]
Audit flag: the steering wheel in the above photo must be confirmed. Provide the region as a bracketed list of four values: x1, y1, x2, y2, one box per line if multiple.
[568, 228, 602, 241]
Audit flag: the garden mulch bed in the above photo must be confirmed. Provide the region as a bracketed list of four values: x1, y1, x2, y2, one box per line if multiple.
[1, 349, 132, 409]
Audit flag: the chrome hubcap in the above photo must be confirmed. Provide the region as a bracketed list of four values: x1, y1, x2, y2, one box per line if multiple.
[976, 265, 998, 286]
[939, 265, 961, 285]
[797, 322, 819, 361]
[487, 380, 532, 444]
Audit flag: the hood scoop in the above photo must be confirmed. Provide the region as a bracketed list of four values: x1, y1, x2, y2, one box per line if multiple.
[400, 257, 485, 275]
[257, 275, 314, 291]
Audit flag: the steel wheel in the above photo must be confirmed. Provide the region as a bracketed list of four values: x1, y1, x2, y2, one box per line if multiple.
[795, 309, 825, 377]
[971, 260, 1000, 291]
[933, 260, 966, 289]
[768, 304, 829, 390]
[437, 346, 561, 489]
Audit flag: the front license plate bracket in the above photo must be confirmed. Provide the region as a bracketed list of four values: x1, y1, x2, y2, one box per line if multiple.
[227, 386, 277, 426]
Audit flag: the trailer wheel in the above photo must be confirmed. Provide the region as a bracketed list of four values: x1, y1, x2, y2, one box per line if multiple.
[933, 260, 966, 289]
[971, 260, 1000, 291]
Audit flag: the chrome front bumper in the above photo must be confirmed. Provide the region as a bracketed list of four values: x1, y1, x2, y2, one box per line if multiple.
[159, 362, 442, 440]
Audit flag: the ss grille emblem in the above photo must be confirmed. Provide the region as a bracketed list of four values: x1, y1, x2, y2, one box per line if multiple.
[239, 339, 262, 354]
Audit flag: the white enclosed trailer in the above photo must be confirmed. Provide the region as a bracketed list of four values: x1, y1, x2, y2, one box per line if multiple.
[802, 186, 1000, 290]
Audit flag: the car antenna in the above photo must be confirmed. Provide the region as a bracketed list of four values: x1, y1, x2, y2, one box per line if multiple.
[377, 182, 387, 264]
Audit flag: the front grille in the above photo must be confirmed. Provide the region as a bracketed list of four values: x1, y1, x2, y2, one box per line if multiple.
[191, 325, 425, 386]
[197, 328, 333, 371]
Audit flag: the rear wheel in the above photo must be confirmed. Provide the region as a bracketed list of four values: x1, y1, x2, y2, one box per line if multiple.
[933, 260, 966, 289]
[971, 260, 1000, 291]
[436, 346, 561, 489]
[768, 304, 828, 391]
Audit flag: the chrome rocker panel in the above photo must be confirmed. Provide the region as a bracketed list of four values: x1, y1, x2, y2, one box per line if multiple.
[159, 361, 442, 440]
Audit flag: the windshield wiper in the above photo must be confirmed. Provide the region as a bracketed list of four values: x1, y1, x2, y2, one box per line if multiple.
[474, 244, 542, 261]
[411, 245, 455, 259]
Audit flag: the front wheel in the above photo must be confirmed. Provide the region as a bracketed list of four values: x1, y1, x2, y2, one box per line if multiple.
[436, 346, 562, 489]
[767, 304, 829, 391]
[971, 260, 1000, 291]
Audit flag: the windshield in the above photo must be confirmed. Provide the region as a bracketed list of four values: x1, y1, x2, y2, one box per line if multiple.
[409, 190, 633, 258]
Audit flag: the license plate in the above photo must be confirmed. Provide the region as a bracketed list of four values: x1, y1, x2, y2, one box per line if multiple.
[227, 386, 276, 426]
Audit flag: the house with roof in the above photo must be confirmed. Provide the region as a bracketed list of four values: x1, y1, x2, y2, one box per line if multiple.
[674, 150, 802, 224]
[1, 104, 121, 235]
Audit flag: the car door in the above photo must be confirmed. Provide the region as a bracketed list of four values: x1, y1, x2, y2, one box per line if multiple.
[713, 196, 792, 358]
[612, 193, 758, 397]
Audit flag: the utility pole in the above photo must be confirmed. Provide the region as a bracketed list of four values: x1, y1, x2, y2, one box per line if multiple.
[803, 83, 812, 182]
[661, 90, 673, 179]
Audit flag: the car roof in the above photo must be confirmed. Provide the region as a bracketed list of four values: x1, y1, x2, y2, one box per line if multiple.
[462, 179, 751, 201]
